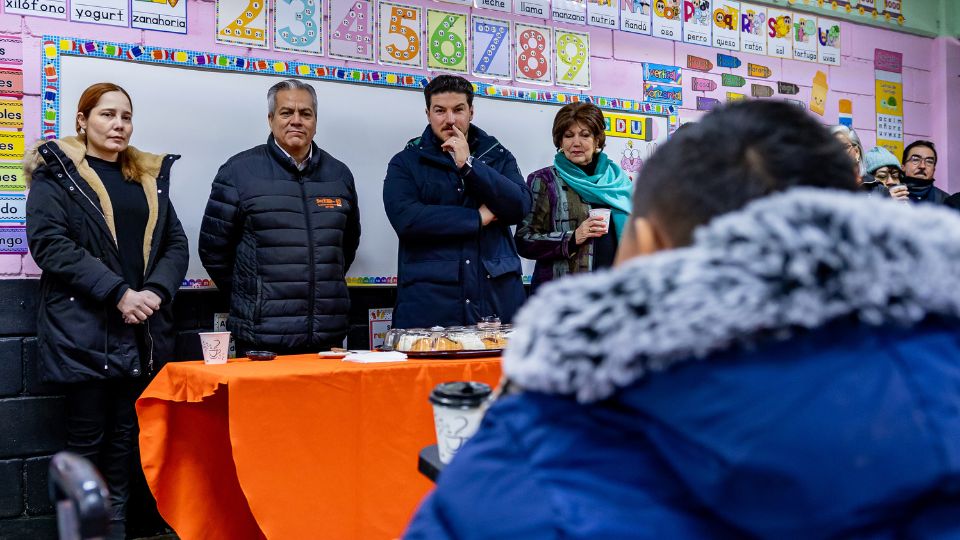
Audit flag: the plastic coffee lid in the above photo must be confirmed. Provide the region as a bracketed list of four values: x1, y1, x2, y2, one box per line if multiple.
[429, 381, 492, 408]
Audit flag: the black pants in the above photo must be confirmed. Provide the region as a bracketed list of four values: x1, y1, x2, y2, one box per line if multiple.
[64, 378, 145, 539]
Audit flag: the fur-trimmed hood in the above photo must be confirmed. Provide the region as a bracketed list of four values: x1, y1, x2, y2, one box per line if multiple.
[504, 188, 960, 403]
[23, 136, 173, 267]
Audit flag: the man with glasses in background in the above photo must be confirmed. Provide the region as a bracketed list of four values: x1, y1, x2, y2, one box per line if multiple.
[901, 140, 949, 204]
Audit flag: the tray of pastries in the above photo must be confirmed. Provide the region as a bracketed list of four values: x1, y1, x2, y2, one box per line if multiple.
[383, 324, 511, 358]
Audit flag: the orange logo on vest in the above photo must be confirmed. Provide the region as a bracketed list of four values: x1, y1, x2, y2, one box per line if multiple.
[315, 197, 343, 209]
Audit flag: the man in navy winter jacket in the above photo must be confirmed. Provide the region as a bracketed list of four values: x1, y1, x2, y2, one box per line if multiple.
[383, 75, 532, 329]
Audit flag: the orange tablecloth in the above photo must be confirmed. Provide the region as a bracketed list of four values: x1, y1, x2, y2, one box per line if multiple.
[136, 355, 502, 540]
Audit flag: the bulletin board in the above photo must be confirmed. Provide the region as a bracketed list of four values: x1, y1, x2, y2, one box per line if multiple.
[42, 36, 673, 286]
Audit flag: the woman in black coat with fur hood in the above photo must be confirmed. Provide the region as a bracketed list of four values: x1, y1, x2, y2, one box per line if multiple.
[24, 82, 188, 539]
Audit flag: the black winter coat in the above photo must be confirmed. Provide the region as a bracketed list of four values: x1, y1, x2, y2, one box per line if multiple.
[199, 136, 360, 350]
[25, 137, 188, 383]
[383, 125, 531, 329]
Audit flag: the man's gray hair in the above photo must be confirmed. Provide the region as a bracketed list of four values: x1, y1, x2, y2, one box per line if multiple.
[267, 79, 318, 116]
[830, 124, 867, 177]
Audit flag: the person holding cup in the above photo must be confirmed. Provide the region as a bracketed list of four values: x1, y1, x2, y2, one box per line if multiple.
[515, 103, 633, 293]
[862, 146, 909, 202]
[25, 82, 188, 540]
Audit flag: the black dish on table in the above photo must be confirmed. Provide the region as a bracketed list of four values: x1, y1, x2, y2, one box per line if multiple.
[246, 350, 277, 361]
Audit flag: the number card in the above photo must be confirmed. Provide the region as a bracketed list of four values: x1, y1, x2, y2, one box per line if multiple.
[328, 0, 375, 62]
[514, 23, 552, 85]
[554, 28, 590, 88]
[587, 0, 618, 29]
[471, 16, 512, 79]
[651, 0, 681, 41]
[765, 7, 792, 59]
[817, 19, 840, 66]
[620, 0, 651, 35]
[792, 13, 817, 62]
[131, 0, 187, 34]
[682, 0, 711, 45]
[216, 0, 267, 48]
[379, 2, 423, 68]
[427, 10, 468, 73]
[275, 0, 323, 55]
[739, 3, 765, 55]
[711, 0, 739, 50]
[552, 0, 586, 25]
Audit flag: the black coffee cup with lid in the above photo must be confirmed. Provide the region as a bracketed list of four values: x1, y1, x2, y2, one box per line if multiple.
[429, 381, 492, 409]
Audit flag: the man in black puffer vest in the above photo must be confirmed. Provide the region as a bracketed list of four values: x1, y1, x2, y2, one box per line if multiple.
[200, 79, 361, 354]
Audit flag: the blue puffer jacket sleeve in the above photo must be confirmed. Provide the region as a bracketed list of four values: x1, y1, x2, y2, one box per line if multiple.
[464, 147, 531, 225]
[383, 152, 482, 240]
[198, 160, 243, 292]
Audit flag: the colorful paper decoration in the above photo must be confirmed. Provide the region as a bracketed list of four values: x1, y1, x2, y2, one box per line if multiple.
[750, 83, 773, 97]
[0, 36, 24, 64]
[514, 23, 553, 84]
[0, 227, 27, 254]
[726, 91, 745, 101]
[643, 63, 681, 84]
[553, 0, 587, 25]
[687, 55, 714, 71]
[691, 77, 717, 91]
[471, 16, 512, 79]
[766, 7, 792, 59]
[838, 98, 852, 126]
[0, 69, 24, 97]
[132, 0, 188, 34]
[716, 52, 740, 68]
[777, 81, 799, 94]
[644, 83, 682, 104]
[554, 28, 590, 88]
[0, 100, 23, 129]
[697, 96, 721, 110]
[379, 2, 423, 68]
[739, 3, 766, 55]
[792, 13, 818, 62]
[711, 0, 740, 50]
[747, 63, 771, 77]
[0, 163, 25, 192]
[0, 132, 24, 160]
[0, 194, 26, 224]
[328, 0, 375, 62]
[620, 0, 652, 34]
[817, 19, 840, 65]
[216, 0, 268, 48]
[427, 9, 469, 73]
[721, 73, 745, 87]
[874, 49, 903, 158]
[587, 0, 619, 29]
[274, 0, 323, 55]
[809, 70, 828, 115]
[651, 0, 681, 40]
[682, 0, 711, 45]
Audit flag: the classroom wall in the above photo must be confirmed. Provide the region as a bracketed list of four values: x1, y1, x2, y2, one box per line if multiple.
[0, 1, 952, 278]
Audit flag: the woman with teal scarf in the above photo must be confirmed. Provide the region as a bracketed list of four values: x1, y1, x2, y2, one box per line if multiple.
[515, 103, 634, 292]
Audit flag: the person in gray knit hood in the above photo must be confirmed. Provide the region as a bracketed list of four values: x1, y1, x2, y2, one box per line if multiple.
[406, 101, 960, 539]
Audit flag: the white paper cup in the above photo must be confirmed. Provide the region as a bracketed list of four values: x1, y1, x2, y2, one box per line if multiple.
[198, 332, 231, 364]
[589, 208, 611, 233]
[429, 382, 492, 464]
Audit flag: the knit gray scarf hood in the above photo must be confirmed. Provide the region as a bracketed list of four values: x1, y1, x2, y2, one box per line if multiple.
[504, 188, 960, 403]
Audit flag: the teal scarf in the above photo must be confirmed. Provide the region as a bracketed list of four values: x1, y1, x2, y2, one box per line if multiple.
[554, 152, 633, 240]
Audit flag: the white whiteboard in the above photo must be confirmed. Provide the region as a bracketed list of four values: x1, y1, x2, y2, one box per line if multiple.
[57, 55, 667, 285]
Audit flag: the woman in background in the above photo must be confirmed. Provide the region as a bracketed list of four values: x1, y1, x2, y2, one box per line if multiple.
[863, 146, 910, 201]
[25, 82, 188, 539]
[515, 103, 633, 293]
[831, 125, 889, 197]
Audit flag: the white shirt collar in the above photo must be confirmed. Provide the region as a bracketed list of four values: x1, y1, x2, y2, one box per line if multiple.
[274, 139, 313, 171]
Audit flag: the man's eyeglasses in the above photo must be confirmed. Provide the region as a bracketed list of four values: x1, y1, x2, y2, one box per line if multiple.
[905, 155, 936, 166]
